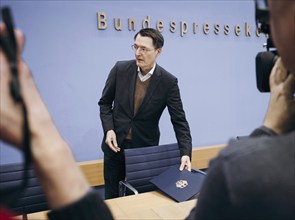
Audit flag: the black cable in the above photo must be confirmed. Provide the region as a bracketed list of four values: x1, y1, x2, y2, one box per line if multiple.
[0, 6, 32, 209]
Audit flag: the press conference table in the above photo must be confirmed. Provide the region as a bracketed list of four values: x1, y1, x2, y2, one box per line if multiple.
[105, 191, 196, 219]
[25, 191, 196, 220]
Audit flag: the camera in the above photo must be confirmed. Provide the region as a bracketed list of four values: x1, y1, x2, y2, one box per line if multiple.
[255, 0, 278, 92]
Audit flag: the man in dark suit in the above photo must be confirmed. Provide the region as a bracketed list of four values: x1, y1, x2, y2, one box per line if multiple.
[98, 28, 192, 199]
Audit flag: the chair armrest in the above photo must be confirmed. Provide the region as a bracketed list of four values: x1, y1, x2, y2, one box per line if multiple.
[191, 168, 206, 175]
[119, 180, 139, 197]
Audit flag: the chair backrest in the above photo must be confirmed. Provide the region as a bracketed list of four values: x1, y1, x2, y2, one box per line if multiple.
[124, 143, 180, 193]
[0, 163, 48, 216]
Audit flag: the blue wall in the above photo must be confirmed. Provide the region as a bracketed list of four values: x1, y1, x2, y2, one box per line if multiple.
[0, 0, 269, 164]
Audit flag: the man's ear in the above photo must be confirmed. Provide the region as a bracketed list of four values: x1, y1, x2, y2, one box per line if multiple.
[156, 48, 162, 57]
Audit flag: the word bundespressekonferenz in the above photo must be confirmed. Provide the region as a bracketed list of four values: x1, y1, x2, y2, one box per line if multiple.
[97, 12, 263, 38]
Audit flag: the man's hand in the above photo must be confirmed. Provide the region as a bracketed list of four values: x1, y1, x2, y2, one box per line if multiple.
[263, 58, 295, 134]
[105, 130, 120, 152]
[179, 155, 191, 171]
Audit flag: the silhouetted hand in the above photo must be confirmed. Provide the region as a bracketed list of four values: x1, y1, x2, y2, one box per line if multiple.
[263, 58, 295, 134]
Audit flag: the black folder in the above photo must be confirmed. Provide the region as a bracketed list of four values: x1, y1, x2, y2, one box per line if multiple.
[150, 165, 206, 202]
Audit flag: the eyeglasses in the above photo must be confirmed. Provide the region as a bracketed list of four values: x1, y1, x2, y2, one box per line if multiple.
[131, 44, 155, 54]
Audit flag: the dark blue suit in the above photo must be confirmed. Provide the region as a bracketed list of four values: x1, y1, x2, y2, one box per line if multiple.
[98, 60, 192, 198]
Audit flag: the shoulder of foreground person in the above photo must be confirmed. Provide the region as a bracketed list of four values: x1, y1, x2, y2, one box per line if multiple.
[216, 131, 295, 218]
[187, 131, 295, 220]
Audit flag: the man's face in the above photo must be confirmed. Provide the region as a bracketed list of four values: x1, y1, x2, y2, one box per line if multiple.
[133, 34, 162, 74]
[269, 0, 295, 73]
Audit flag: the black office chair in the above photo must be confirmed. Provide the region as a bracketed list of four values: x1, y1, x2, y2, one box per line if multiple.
[119, 143, 181, 196]
[0, 163, 48, 219]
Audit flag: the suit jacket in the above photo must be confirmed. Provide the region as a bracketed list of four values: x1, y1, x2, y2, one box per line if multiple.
[98, 60, 192, 158]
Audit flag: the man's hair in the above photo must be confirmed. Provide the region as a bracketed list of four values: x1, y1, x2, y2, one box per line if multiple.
[134, 28, 164, 49]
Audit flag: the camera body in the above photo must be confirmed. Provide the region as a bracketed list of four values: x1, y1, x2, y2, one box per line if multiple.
[255, 0, 278, 93]
[255, 50, 278, 92]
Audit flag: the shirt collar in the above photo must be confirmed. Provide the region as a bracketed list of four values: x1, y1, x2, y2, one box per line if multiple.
[137, 63, 156, 82]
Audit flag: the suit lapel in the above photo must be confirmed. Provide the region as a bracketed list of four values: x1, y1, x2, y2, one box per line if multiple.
[135, 64, 162, 116]
[128, 63, 138, 116]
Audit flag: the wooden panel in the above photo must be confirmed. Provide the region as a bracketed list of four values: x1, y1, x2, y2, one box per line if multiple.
[78, 144, 226, 187]
[191, 144, 226, 169]
[78, 159, 104, 186]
